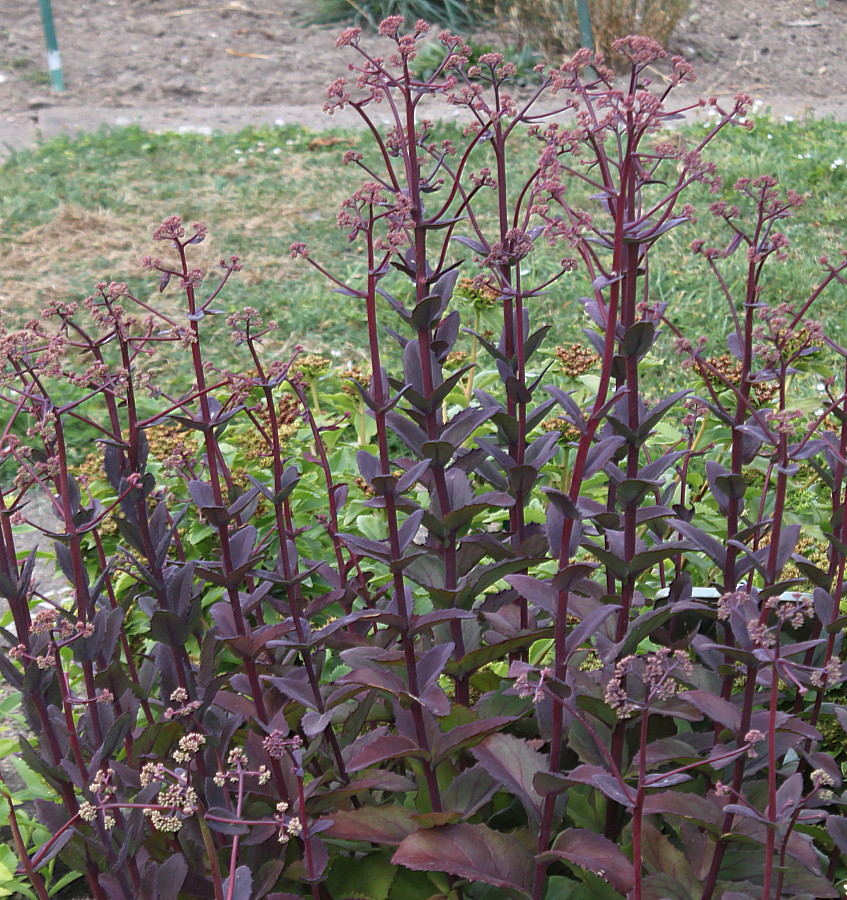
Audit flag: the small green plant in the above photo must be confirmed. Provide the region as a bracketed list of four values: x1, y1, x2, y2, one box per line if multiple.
[304, 0, 481, 31]
[411, 38, 542, 84]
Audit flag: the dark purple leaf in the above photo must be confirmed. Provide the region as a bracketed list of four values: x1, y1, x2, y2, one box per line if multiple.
[726, 332, 743, 360]
[641, 771, 692, 789]
[563, 604, 619, 659]
[336, 666, 406, 698]
[722, 803, 768, 824]
[348, 734, 424, 772]
[775, 772, 804, 821]
[639, 449, 688, 482]
[271, 671, 320, 709]
[432, 716, 516, 763]
[620, 321, 656, 359]
[452, 235, 489, 254]
[396, 459, 431, 493]
[669, 519, 727, 568]
[221, 866, 252, 900]
[584, 436, 627, 478]
[393, 823, 534, 891]
[309, 773, 416, 816]
[551, 562, 599, 592]
[545, 385, 586, 430]
[592, 271, 624, 291]
[252, 860, 285, 899]
[827, 816, 847, 856]
[448, 628, 553, 678]
[789, 438, 828, 461]
[30, 829, 73, 869]
[301, 834, 328, 882]
[356, 450, 379, 483]
[412, 608, 475, 633]
[592, 773, 635, 807]
[774, 523, 802, 572]
[322, 805, 418, 845]
[471, 733, 546, 825]
[442, 765, 498, 817]
[616, 599, 708, 659]
[539, 828, 634, 894]
[398, 509, 425, 551]
[417, 642, 455, 689]
[525, 430, 561, 468]
[301, 710, 332, 738]
[385, 411, 426, 453]
[206, 807, 250, 836]
[504, 574, 557, 615]
[156, 853, 188, 900]
[642, 790, 722, 832]
[641, 873, 698, 900]
[543, 487, 582, 521]
[680, 690, 741, 731]
[229, 525, 257, 569]
[442, 406, 495, 447]
[419, 680, 451, 716]
[533, 770, 570, 797]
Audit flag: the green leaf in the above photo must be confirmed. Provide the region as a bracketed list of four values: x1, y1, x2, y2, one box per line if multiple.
[387, 866, 445, 900]
[544, 875, 620, 900]
[640, 822, 698, 893]
[327, 851, 397, 900]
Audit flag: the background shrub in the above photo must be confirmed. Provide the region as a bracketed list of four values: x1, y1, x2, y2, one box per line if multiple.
[489, 0, 690, 67]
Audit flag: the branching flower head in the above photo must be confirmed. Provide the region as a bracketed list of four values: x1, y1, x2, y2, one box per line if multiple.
[605, 649, 693, 719]
[765, 591, 813, 628]
[378, 15, 404, 39]
[152, 215, 186, 243]
[611, 35, 667, 68]
[335, 27, 361, 48]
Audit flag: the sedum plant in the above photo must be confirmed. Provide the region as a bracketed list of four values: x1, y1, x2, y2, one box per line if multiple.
[2, 19, 847, 900]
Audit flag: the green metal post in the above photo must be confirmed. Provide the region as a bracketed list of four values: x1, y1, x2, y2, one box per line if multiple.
[576, 0, 594, 51]
[38, 0, 65, 92]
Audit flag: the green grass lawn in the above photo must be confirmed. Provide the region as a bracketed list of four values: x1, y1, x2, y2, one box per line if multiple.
[1, 114, 846, 387]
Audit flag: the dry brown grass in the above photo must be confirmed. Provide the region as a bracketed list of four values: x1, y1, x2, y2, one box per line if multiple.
[489, 0, 690, 67]
[0, 205, 142, 320]
[0, 197, 321, 327]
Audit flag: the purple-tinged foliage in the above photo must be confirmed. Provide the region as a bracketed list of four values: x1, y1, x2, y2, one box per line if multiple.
[1, 21, 847, 900]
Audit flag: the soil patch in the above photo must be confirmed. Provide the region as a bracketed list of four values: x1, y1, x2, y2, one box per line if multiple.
[0, 0, 846, 126]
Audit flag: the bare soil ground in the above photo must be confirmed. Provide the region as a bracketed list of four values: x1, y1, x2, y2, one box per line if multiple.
[0, 0, 846, 124]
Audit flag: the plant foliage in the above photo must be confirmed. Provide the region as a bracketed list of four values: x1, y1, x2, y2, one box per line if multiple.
[2, 20, 847, 900]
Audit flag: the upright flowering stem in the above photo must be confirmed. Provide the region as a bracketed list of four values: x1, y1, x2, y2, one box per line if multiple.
[762, 637, 781, 900]
[631, 708, 650, 900]
[365, 253, 443, 811]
